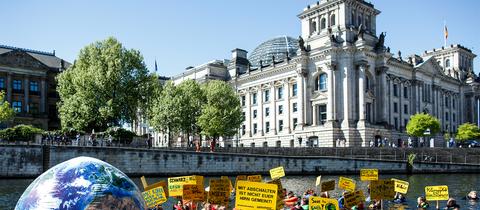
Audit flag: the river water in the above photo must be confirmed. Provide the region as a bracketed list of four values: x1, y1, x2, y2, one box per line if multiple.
[1, 174, 480, 210]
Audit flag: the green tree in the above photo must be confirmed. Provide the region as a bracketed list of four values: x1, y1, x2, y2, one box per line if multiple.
[176, 79, 206, 140]
[0, 91, 14, 123]
[406, 113, 441, 137]
[197, 80, 242, 142]
[456, 123, 480, 142]
[57, 37, 154, 131]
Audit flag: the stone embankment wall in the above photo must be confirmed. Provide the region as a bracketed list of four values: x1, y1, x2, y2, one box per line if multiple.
[1, 145, 480, 178]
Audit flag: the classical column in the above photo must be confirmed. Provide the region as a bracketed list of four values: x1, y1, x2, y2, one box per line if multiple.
[272, 84, 277, 134]
[327, 63, 336, 123]
[477, 96, 480, 127]
[40, 78, 46, 113]
[24, 77, 29, 113]
[259, 86, 264, 136]
[399, 82, 403, 128]
[357, 63, 367, 124]
[316, 15, 321, 35]
[296, 68, 306, 129]
[6, 73, 12, 102]
[387, 78, 391, 125]
[285, 81, 291, 133]
[245, 91, 251, 137]
[312, 104, 317, 126]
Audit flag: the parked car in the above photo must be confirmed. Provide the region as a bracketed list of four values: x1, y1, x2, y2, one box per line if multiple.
[457, 140, 480, 148]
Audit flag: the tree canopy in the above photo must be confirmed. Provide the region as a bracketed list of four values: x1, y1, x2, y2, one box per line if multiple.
[57, 37, 156, 131]
[456, 123, 480, 142]
[406, 113, 441, 137]
[0, 91, 14, 123]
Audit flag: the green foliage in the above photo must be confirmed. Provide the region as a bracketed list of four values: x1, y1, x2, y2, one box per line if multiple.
[176, 79, 205, 135]
[105, 126, 136, 144]
[0, 91, 14, 123]
[148, 81, 181, 134]
[456, 123, 480, 142]
[0, 124, 43, 142]
[197, 80, 242, 139]
[406, 113, 441, 137]
[57, 37, 154, 131]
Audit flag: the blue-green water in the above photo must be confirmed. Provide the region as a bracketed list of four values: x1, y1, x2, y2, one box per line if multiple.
[2, 174, 480, 209]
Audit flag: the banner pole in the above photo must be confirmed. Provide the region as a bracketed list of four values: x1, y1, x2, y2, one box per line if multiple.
[436, 200, 439, 210]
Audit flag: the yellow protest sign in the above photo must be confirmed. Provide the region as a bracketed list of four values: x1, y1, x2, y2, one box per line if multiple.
[235, 180, 277, 210]
[168, 175, 204, 197]
[391, 178, 409, 194]
[140, 176, 169, 197]
[321, 180, 335, 192]
[221, 176, 233, 192]
[370, 180, 395, 200]
[247, 175, 262, 182]
[344, 190, 365, 209]
[425, 185, 449, 201]
[268, 179, 285, 210]
[309, 196, 340, 210]
[236, 175, 247, 185]
[183, 184, 205, 201]
[208, 179, 231, 205]
[338, 177, 356, 192]
[269, 166, 285, 180]
[315, 176, 322, 186]
[142, 186, 168, 208]
[360, 169, 378, 181]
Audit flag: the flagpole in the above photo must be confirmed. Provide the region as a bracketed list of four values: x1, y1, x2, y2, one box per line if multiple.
[444, 21, 447, 48]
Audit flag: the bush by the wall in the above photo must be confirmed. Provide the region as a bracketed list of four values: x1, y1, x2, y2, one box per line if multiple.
[105, 127, 136, 145]
[0, 124, 43, 142]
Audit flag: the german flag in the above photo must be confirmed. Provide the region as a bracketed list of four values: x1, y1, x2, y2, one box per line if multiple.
[444, 25, 448, 40]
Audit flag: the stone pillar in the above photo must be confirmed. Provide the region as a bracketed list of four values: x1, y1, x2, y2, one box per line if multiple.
[312, 104, 317, 126]
[6, 73, 12, 102]
[357, 63, 367, 124]
[285, 81, 291, 133]
[477, 96, 480, 127]
[296, 70, 306, 129]
[327, 63, 336, 123]
[245, 91, 251, 137]
[40, 78, 46, 113]
[259, 86, 264, 136]
[272, 84, 277, 135]
[316, 15, 321, 35]
[342, 59, 354, 127]
[24, 77, 29, 113]
[387, 78, 391, 125]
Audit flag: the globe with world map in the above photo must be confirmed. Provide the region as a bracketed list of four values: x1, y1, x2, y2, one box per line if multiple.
[15, 156, 146, 210]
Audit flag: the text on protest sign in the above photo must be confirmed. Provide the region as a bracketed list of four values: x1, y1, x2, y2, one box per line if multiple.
[309, 196, 340, 210]
[338, 177, 356, 192]
[268, 179, 285, 210]
[321, 180, 335, 192]
[360, 169, 379, 181]
[391, 178, 409, 194]
[425, 185, 449, 201]
[208, 179, 231, 205]
[370, 180, 395, 200]
[269, 166, 286, 180]
[142, 186, 168, 208]
[235, 180, 277, 210]
[168, 175, 203, 197]
[236, 175, 247, 186]
[344, 190, 365, 209]
[183, 184, 205, 202]
[221, 176, 233, 191]
[247, 175, 262, 182]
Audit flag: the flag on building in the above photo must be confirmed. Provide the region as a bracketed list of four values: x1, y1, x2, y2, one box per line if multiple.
[444, 25, 448, 40]
[155, 60, 158, 72]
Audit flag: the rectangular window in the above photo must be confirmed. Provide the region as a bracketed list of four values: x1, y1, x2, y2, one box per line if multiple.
[29, 103, 39, 114]
[445, 96, 449, 108]
[394, 102, 398, 113]
[293, 103, 298, 112]
[253, 110, 257, 118]
[265, 107, 270, 117]
[277, 86, 283, 99]
[403, 86, 408, 98]
[13, 80, 22, 90]
[393, 84, 398, 97]
[403, 104, 408, 114]
[319, 104, 327, 125]
[292, 83, 298, 97]
[278, 105, 283, 114]
[253, 123, 257, 134]
[453, 113, 456, 122]
[394, 117, 398, 130]
[453, 98, 456, 109]
[404, 119, 408, 128]
[241, 96, 246, 106]
[252, 93, 257, 105]
[293, 118, 298, 129]
[445, 112, 449, 121]
[366, 103, 371, 122]
[242, 125, 246, 135]
[242, 112, 245, 121]
[30, 81, 39, 92]
[265, 122, 270, 133]
[279, 120, 283, 131]
[13, 101, 22, 113]
[264, 90, 270, 102]
[0, 78, 4, 89]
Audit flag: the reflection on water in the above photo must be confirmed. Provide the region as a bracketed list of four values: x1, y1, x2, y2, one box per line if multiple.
[2, 174, 480, 209]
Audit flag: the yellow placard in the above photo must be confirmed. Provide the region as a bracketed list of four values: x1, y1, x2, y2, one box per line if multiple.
[338, 177, 356, 192]
[247, 175, 262, 182]
[235, 180, 277, 210]
[208, 179, 231, 205]
[321, 180, 335, 192]
[309, 196, 340, 210]
[425, 185, 449, 201]
[315, 176, 322, 186]
[344, 190, 365, 209]
[168, 175, 204, 197]
[267, 179, 285, 210]
[183, 184, 205, 202]
[142, 186, 168, 208]
[236, 175, 247, 184]
[360, 169, 379, 181]
[221, 176, 233, 192]
[391, 178, 409, 194]
[370, 180, 395, 200]
[269, 166, 285, 180]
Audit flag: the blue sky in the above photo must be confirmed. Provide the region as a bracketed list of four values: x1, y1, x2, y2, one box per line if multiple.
[1, 0, 479, 76]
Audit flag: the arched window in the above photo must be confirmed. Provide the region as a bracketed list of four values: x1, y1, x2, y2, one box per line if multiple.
[315, 73, 327, 91]
[310, 21, 317, 34]
[330, 14, 336, 26]
[445, 59, 450, 68]
[321, 18, 326, 29]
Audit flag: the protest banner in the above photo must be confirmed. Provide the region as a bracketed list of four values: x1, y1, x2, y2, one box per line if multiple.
[344, 190, 365, 209]
[267, 179, 285, 210]
[316, 176, 322, 186]
[370, 180, 395, 200]
[140, 176, 169, 197]
[425, 185, 449, 201]
[236, 175, 247, 185]
[235, 180, 277, 210]
[321, 180, 335, 192]
[168, 175, 204, 197]
[247, 175, 262, 182]
[221, 176, 233, 191]
[183, 184, 205, 202]
[142, 186, 168, 208]
[208, 179, 231, 205]
[269, 166, 285, 180]
[338, 177, 356, 192]
[391, 178, 409, 194]
[309, 196, 340, 210]
[360, 169, 378, 181]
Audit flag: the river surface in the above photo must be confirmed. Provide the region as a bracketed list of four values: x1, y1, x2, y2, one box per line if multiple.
[1, 174, 480, 210]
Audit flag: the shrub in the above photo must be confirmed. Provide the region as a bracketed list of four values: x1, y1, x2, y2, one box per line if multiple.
[0, 124, 43, 142]
[105, 127, 136, 145]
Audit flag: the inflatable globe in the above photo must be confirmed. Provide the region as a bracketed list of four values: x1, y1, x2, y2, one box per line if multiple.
[15, 156, 146, 210]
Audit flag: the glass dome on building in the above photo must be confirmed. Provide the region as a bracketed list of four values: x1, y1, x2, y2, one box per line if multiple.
[248, 36, 299, 68]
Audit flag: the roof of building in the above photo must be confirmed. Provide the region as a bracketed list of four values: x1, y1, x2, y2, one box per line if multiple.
[0, 44, 71, 70]
[248, 36, 299, 68]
